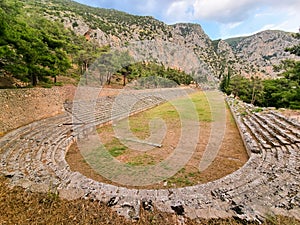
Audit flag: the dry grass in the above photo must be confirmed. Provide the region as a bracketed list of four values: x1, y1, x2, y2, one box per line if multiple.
[1, 176, 299, 225]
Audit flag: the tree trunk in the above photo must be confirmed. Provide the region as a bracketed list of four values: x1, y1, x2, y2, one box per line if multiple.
[107, 72, 112, 85]
[31, 74, 37, 86]
[251, 80, 256, 105]
[123, 74, 126, 86]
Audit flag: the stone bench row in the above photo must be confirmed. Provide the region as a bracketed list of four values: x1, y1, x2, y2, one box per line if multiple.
[67, 88, 190, 127]
[227, 98, 300, 154]
[254, 113, 299, 144]
[0, 91, 299, 222]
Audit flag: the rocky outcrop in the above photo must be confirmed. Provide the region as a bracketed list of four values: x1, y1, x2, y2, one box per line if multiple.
[67, 18, 300, 80]
[224, 30, 300, 78]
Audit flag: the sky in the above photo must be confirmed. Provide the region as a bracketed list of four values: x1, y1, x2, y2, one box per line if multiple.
[74, 0, 300, 40]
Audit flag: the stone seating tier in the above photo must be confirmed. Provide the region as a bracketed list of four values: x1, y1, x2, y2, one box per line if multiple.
[0, 90, 299, 222]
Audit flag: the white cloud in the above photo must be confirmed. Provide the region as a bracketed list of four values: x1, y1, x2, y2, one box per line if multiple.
[161, 0, 300, 38]
[228, 22, 243, 29]
[193, 0, 256, 22]
[254, 12, 273, 18]
[163, 0, 300, 24]
[165, 1, 193, 22]
[76, 0, 300, 38]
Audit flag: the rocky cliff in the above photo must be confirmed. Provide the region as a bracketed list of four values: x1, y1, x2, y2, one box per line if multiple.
[24, 0, 300, 82]
[224, 30, 300, 78]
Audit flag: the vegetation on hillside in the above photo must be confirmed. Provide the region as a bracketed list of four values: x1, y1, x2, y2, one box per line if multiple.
[224, 36, 248, 49]
[0, 0, 107, 87]
[0, 0, 193, 88]
[76, 50, 194, 87]
[118, 62, 194, 87]
[25, 0, 170, 39]
[220, 33, 300, 109]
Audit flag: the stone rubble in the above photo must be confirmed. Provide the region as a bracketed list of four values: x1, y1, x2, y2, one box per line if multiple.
[0, 89, 299, 222]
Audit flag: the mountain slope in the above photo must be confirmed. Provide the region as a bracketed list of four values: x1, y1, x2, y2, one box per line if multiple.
[35, 0, 220, 84]
[37, 0, 300, 80]
[223, 31, 300, 78]
[1, 0, 300, 87]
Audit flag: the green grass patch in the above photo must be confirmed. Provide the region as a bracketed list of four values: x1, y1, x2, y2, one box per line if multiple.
[126, 101, 180, 139]
[97, 91, 212, 178]
[104, 138, 128, 157]
[108, 146, 127, 157]
[98, 91, 212, 140]
[252, 107, 263, 113]
[126, 91, 212, 137]
[189, 92, 212, 122]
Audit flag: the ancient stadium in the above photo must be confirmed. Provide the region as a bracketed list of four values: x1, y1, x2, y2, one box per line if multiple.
[0, 85, 299, 224]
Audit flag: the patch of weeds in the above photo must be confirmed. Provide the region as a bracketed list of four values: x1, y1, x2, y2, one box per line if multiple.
[166, 169, 203, 187]
[40, 82, 53, 88]
[54, 81, 63, 86]
[252, 107, 263, 113]
[97, 125, 113, 133]
[40, 186, 59, 205]
[108, 146, 127, 157]
[104, 138, 127, 157]
[265, 212, 278, 225]
[264, 213, 300, 225]
[167, 176, 193, 187]
[130, 126, 146, 133]
[188, 172, 196, 177]
[178, 168, 186, 173]
[126, 154, 155, 166]
[240, 110, 248, 116]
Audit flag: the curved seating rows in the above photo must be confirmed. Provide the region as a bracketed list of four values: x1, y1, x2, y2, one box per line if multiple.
[0, 90, 299, 222]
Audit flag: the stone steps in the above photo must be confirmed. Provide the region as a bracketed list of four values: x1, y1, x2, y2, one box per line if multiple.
[255, 114, 299, 144]
[215, 147, 284, 201]
[264, 113, 300, 139]
[270, 111, 300, 129]
[243, 117, 272, 149]
[251, 114, 289, 146]
[0, 90, 299, 222]
[70, 93, 167, 127]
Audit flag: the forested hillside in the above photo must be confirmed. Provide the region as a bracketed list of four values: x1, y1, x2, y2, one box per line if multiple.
[0, 0, 193, 88]
[0, 0, 107, 87]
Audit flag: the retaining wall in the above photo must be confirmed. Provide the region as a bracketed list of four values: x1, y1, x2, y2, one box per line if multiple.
[0, 86, 76, 134]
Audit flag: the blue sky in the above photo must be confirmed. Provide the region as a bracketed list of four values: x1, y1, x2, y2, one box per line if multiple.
[74, 0, 300, 40]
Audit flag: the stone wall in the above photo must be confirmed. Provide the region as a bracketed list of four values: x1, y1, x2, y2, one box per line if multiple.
[0, 85, 76, 134]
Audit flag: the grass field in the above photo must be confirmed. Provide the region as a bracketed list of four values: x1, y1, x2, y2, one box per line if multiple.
[67, 91, 249, 188]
